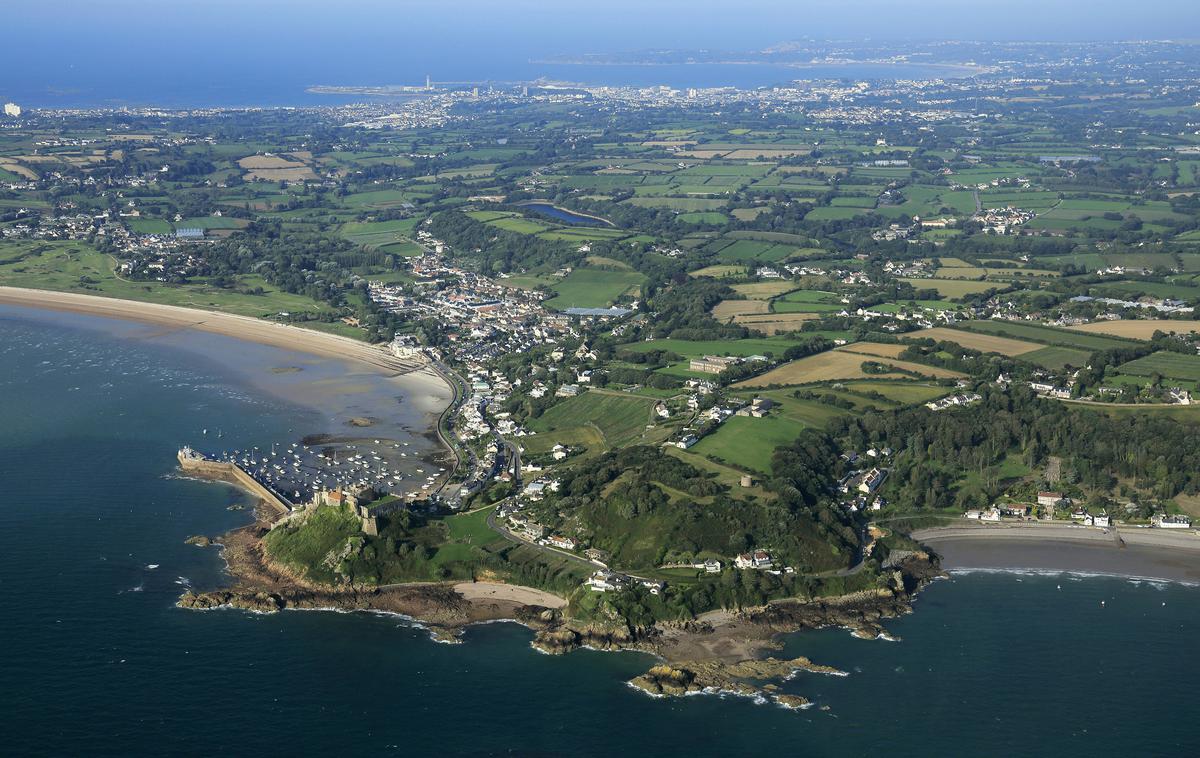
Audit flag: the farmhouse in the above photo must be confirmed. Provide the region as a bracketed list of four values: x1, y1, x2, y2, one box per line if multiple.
[689, 355, 740, 374]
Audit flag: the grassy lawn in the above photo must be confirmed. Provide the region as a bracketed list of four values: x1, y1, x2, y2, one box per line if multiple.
[440, 505, 504, 551]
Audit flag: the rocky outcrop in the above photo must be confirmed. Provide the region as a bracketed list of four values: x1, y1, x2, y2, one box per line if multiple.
[530, 623, 641, 655]
[628, 656, 840, 707]
[178, 590, 284, 613]
[184, 535, 212, 547]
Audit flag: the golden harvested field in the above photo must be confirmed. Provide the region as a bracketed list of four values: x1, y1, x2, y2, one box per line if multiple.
[734, 347, 964, 387]
[733, 313, 818, 335]
[731, 281, 796, 299]
[1068, 320, 1200, 339]
[0, 159, 38, 180]
[678, 150, 731, 159]
[900, 278, 998, 297]
[239, 155, 308, 170]
[712, 299, 770, 320]
[731, 207, 769, 221]
[934, 266, 988, 279]
[690, 265, 746, 278]
[244, 167, 318, 182]
[839, 342, 910, 358]
[239, 154, 317, 182]
[724, 148, 809, 159]
[904, 327, 1043, 356]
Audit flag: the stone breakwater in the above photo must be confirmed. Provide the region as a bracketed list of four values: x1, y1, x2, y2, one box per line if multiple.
[177, 449, 291, 517]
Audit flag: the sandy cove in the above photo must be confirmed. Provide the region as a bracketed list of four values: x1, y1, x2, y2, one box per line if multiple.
[913, 522, 1200, 583]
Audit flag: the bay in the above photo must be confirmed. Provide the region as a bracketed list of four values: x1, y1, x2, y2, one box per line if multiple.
[2, 308, 1197, 756]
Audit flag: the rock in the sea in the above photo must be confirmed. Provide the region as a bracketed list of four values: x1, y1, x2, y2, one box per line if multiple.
[531, 624, 636, 655]
[628, 656, 842, 702]
[184, 535, 212, 547]
[774, 694, 811, 710]
[629, 664, 699, 696]
[177, 590, 283, 613]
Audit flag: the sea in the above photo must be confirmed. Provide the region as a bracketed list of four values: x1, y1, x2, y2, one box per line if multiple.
[2, 305, 1199, 757]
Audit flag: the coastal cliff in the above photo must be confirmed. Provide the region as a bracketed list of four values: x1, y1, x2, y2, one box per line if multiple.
[180, 492, 943, 700]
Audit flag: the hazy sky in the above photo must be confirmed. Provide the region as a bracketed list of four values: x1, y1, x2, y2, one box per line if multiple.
[7, 0, 1200, 49]
[3, 0, 1199, 106]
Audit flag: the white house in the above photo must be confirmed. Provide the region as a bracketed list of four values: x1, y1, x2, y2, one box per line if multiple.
[735, 550, 773, 569]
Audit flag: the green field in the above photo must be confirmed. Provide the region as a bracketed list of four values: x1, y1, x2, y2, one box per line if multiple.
[339, 218, 421, 249]
[527, 390, 659, 450]
[1117, 351, 1200, 382]
[1021, 345, 1094, 370]
[126, 218, 173, 235]
[544, 267, 644, 309]
[691, 415, 804, 474]
[1097, 281, 1200, 302]
[175, 216, 246, 230]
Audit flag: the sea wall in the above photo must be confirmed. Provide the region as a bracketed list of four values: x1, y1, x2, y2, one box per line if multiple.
[179, 455, 291, 516]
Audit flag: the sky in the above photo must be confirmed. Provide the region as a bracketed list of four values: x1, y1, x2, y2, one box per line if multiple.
[3, 0, 1200, 107]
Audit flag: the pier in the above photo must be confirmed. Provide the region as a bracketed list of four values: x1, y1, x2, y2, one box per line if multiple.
[178, 447, 292, 517]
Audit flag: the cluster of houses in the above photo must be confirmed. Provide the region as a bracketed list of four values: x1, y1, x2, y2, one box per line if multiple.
[925, 392, 981, 411]
[962, 490, 1196, 530]
[973, 205, 1036, 235]
[585, 570, 664, 595]
[668, 396, 775, 450]
[369, 252, 576, 367]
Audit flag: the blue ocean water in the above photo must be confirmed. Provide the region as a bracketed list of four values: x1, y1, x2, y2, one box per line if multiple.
[2, 309, 1199, 756]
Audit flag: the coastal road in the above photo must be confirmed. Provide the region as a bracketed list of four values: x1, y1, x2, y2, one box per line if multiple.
[428, 359, 472, 499]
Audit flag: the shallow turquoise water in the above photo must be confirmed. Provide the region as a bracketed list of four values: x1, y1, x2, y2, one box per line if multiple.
[2, 309, 1198, 756]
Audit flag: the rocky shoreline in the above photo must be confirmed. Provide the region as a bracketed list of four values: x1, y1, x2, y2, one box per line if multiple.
[181, 504, 943, 706]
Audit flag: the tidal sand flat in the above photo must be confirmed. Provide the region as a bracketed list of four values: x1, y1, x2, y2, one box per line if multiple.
[0, 291, 451, 465]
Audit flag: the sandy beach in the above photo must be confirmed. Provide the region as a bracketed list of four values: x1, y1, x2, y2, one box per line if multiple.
[454, 582, 568, 609]
[914, 522, 1200, 583]
[0, 286, 431, 377]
